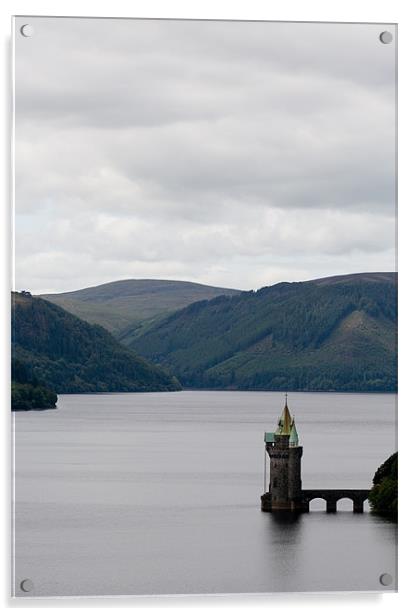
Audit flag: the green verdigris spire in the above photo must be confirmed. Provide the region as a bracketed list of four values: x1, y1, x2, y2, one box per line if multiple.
[289, 418, 299, 447]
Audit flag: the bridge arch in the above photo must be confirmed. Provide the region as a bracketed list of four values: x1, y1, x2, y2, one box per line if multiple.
[308, 498, 326, 512]
[336, 497, 354, 512]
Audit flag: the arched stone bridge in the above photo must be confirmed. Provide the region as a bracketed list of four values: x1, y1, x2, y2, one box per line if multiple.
[301, 489, 370, 513]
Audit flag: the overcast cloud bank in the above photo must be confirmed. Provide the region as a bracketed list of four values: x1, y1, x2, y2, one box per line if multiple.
[15, 18, 396, 293]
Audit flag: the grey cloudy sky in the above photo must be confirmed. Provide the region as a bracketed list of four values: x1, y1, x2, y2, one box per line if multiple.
[14, 17, 396, 293]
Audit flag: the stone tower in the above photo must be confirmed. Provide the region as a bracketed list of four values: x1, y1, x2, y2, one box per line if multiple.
[261, 396, 303, 511]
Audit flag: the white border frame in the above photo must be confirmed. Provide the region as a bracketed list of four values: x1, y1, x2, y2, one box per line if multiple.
[2, 1, 413, 613]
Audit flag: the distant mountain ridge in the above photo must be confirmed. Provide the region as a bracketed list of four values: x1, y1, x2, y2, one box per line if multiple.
[304, 272, 396, 286]
[126, 272, 397, 393]
[12, 292, 181, 394]
[41, 279, 241, 335]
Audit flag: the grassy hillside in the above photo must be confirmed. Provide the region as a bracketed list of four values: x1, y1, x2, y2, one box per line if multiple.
[128, 273, 397, 392]
[41, 279, 241, 336]
[12, 292, 181, 394]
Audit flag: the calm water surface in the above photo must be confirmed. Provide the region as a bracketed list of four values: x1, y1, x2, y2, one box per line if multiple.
[13, 391, 397, 596]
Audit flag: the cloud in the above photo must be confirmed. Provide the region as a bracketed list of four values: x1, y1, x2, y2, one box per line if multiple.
[14, 17, 396, 293]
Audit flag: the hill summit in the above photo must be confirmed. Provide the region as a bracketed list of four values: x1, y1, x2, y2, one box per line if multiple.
[41, 279, 241, 336]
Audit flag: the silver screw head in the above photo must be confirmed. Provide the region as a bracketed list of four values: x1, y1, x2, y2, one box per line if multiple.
[20, 578, 34, 592]
[379, 31, 393, 44]
[20, 24, 34, 38]
[379, 573, 393, 586]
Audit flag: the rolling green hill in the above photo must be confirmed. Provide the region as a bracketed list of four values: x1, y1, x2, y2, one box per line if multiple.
[12, 292, 181, 395]
[41, 279, 241, 336]
[127, 273, 397, 392]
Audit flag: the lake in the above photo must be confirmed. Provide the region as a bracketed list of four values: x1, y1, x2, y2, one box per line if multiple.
[12, 390, 397, 596]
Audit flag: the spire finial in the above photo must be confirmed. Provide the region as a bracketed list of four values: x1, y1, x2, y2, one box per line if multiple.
[285, 392, 288, 405]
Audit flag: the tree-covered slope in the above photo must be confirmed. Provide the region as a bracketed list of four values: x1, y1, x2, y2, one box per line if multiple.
[128, 273, 397, 392]
[12, 292, 181, 394]
[369, 452, 398, 518]
[41, 279, 241, 336]
[12, 358, 58, 411]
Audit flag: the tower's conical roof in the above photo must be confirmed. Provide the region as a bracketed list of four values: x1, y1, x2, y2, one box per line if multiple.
[276, 401, 292, 436]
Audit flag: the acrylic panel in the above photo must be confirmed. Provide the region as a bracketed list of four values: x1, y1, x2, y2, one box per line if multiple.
[12, 16, 397, 597]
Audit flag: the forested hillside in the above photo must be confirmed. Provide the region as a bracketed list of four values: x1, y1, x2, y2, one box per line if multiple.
[128, 273, 397, 392]
[12, 292, 181, 394]
[12, 357, 58, 411]
[369, 452, 398, 518]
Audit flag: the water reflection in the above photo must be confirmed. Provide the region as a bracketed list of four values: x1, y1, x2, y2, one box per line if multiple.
[270, 511, 303, 527]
